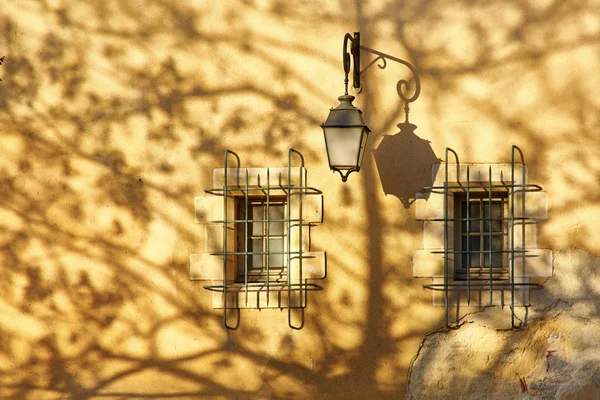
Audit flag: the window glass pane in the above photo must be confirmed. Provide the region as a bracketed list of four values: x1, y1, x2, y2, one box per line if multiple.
[268, 205, 285, 236]
[469, 202, 480, 232]
[484, 254, 503, 268]
[484, 202, 503, 231]
[470, 236, 481, 251]
[251, 239, 263, 269]
[268, 239, 284, 268]
[493, 253, 503, 268]
[324, 127, 363, 167]
[251, 206, 263, 235]
[483, 236, 503, 251]
[483, 236, 503, 267]
[483, 253, 502, 268]
[462, 236, 481, 268]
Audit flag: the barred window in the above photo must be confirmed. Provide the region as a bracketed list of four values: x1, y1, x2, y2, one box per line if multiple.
[191, 149, 326, 329]
[413, 146, 552, 327]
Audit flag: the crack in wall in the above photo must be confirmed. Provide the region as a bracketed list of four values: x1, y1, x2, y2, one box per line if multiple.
[404, 322, 467, 399]
[406, 251, 600, 399]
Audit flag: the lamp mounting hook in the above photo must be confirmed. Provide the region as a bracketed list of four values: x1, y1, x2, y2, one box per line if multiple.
[343, 32, 360, 96]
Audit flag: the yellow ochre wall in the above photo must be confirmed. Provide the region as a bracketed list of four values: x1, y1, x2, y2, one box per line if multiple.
[1, 1, 600, 399]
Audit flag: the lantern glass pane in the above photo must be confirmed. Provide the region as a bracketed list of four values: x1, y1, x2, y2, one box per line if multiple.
[324, 127, 363, 169]
[357, 128, 368, 168]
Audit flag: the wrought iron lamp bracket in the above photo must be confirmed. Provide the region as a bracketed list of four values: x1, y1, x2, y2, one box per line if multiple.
[343, 32, 421, 122]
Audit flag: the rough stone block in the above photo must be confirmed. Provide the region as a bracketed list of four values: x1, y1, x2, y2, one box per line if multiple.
[213, 167, 306, 189]
[415, 191, 450, 221]
[204, 225, 235, 253]
[423, 220, 454, 249]
[289, 251, 326, 280]
[190, 253, 235, 281]
[291, 194, 322, 223]
[513, 191, 548, 220]
[413, 250, 447, 278]
[432, 163, 527, 186]
[512, 220, 538, 249]
[289, 225, 311, 252]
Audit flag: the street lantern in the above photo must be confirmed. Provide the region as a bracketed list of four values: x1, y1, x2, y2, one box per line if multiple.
[321, 94, 370, 182]
[322, 32, 421, 182]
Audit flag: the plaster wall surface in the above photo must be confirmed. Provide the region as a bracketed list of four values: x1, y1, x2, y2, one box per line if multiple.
[0, 1, 599, 399]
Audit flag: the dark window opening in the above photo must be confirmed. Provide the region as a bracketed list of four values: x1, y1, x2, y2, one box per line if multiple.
[454, 192, 508, 280]
[235, 197, 287, 283]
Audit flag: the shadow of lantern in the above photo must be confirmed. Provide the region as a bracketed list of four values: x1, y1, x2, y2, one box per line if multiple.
[373, 122, 440, 208]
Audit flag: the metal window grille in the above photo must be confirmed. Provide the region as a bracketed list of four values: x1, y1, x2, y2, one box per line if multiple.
[203, 148, 323, 329]
[422, 146, 544, 327]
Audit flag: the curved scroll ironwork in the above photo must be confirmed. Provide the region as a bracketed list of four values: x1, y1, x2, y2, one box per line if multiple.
[360, 55, 387, 74]
[358, 45, 421, 123]
[340, 32, 421, 123]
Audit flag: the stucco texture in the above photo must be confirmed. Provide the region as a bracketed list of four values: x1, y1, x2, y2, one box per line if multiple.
[1, 0, 600, 399]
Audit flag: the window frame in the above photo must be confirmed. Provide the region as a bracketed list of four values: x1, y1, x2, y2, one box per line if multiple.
[234, 196, 288, 284]
[453, 189, 509, 281]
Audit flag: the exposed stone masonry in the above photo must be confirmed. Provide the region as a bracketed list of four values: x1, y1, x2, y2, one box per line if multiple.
[407, 251, 600, 399]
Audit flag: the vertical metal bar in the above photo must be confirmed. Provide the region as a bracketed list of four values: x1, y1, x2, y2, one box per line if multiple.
[518, 146, 527, 317]
[442, 148, 460, 326]
[287, 150, 293, 327]
[520, 153, 527, 310]
[488, 166, 493, 304]
[444, 148, 450, 326]
[222, 150, 240, 330]
[466, 166, 471, 305]
[244, 168, 249, 306]
[510, 147, 516, 327]
[288, 148, 305, 329]
[266, 168, 270, 306]
[223, 152, 229, 326]
[298, 158, 304, 309]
